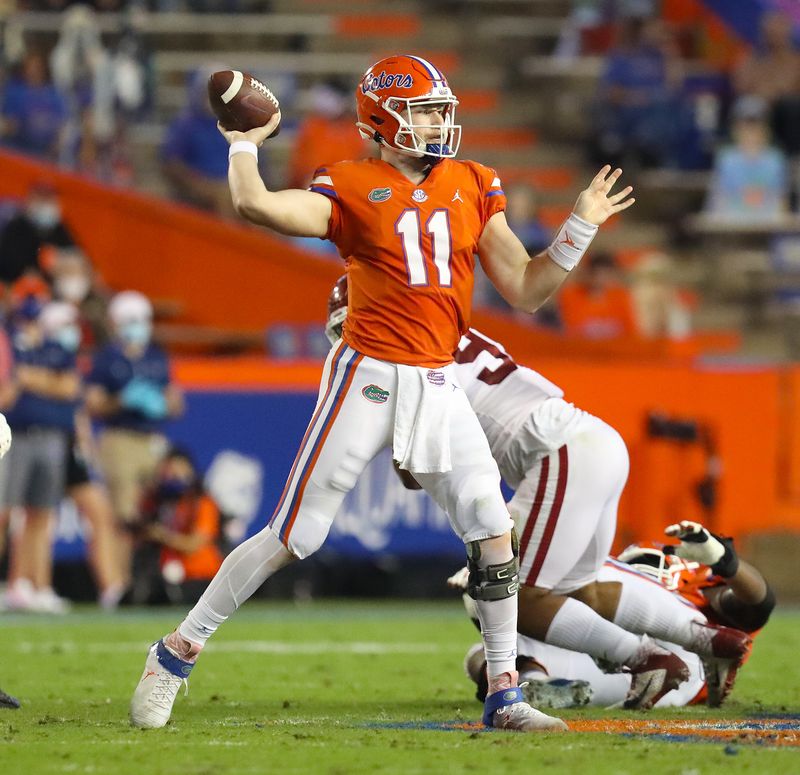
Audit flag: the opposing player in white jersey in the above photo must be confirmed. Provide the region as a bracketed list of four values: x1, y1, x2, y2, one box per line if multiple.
[464, 523, 773, 708]
[327, 283, 752, 709]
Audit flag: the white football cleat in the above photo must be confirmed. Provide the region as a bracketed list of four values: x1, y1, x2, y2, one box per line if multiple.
[483, 687, 568, 732]
[130, 639, 194, 728]
[624, 635, 689, 709]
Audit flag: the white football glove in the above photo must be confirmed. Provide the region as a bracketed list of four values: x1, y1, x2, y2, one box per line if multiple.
[446, 566, 469, 591]
[664, 520, 738, 577]
[0, 414, 11, 459]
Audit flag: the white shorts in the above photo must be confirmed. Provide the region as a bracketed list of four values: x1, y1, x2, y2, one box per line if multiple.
[268, 342, 512, 559]
[506, 413, 629, 593]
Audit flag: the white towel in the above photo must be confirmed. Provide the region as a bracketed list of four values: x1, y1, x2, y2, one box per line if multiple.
[393, 364, 453, 474]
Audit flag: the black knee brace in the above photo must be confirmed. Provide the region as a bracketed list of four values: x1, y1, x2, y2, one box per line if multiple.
[466, 529, 520, 601]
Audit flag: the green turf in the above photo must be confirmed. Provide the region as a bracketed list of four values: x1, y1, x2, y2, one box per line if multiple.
[0, 601, 798, 774]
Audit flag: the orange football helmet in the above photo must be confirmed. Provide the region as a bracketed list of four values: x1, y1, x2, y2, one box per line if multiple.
[325, 274, 348, 345]
[355, 54, 461, 160]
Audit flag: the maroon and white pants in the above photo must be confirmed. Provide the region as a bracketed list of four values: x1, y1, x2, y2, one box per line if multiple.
[507, 413, 629, 593]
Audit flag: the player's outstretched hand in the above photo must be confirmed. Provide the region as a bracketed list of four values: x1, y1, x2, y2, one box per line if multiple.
[217, 111, 281, 147]
[572, 165, 635, 226]
[664, 520, 739, 577]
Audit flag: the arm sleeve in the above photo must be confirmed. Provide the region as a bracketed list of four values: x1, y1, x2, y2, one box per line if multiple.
[308, 165, 343, 243]
[715, 586, 776, 633]
[479, 165, 506, 225]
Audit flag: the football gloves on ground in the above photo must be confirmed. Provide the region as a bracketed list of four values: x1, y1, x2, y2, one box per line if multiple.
[664, 520, 739, 578]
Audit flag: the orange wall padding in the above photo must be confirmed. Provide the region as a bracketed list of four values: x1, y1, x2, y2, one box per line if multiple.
[173, 355, 800, 546]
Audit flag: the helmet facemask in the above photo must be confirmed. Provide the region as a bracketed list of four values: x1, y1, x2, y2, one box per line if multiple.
[617, 545, 700, 592]
[359, 91, 461, 160]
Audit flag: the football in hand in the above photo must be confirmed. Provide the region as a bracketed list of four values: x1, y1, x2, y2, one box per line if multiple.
[207, 70, 281, 135]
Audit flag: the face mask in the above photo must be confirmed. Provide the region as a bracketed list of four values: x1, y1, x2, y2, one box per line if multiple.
[158, 478, 191, 501]
[119, 320, 151, 346]
[55, 275, 91, 303]
[53, 325, 81, 352]
[28, 202, 61, 230]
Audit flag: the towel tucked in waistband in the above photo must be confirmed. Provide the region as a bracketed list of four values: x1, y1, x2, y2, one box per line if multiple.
[393, 363, 453, 474]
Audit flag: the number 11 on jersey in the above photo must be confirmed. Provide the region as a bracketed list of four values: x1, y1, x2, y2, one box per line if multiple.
[395, 208, 453, 288]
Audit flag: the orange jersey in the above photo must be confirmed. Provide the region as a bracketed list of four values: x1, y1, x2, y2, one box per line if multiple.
[310, 157, 506, 367]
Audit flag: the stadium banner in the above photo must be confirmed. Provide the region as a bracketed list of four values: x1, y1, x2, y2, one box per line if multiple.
[53, 390, 466, 562]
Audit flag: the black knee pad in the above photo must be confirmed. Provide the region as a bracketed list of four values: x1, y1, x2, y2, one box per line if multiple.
[466, 529, 520, 601]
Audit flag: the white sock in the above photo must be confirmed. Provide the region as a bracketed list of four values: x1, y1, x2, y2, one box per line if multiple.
[474, 540, 518, 683]
[546, 597, 641, 665]
[613, 578, 704, 647]
[179, 527, 293, 646]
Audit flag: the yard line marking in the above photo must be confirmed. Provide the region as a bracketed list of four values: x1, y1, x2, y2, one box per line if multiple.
[15, 640, 460, 655]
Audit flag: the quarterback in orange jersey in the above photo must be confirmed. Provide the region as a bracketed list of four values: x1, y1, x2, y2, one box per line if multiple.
[130, 54, 634, 732]
[461, 521, 774, 710]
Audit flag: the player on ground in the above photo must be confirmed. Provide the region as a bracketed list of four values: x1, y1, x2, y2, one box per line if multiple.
[462, 522, 774, 708]
[326, 287, 751, 709]
[130, 54, 634, 731]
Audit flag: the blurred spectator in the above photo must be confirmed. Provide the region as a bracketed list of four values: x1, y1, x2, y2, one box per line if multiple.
[734, 11, 800, 161]
[0, 49, 67, 162]
[734, 12, 800, 109]
[629, 252, 692, 339]
[161, 67, 232, 216]
[559, 251, 637, 339]
[85, 290, 184, 587]
[0, 300, 81, 613]
[131, 445, 224, 605]
[591, 16, 682, 169]
[51, 248, 111, 350]
[0, 181, 76, 287]
[49, 5, 147, 183]
[705, 96, 789, 221]
[65, 408, 127, 609]
[50, 6, 116, 179]
[287, 80, 368, 190]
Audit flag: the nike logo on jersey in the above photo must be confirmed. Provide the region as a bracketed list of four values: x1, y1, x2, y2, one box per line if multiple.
[452, 189, 463, 202]
[559, 231, 578, 249]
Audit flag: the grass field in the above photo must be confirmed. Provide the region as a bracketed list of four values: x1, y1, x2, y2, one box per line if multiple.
[1, 601, 799, 774]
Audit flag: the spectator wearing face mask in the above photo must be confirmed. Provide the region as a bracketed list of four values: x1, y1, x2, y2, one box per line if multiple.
[131, 446, 224, 605]
[85, 290, 184, 587]
[0, 300, 81, 614]
[0, 181, 75, 287]
[51, 249, 111, 351]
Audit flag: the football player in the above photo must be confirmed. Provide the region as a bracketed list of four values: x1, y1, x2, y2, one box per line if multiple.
[326, 281, 752, 710]
[461, 521, 774, 708]
[131, 54, 634, 731]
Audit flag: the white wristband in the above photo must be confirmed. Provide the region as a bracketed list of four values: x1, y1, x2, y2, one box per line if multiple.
[228, 141, 258, 162]
[546, 212, 599, 272]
